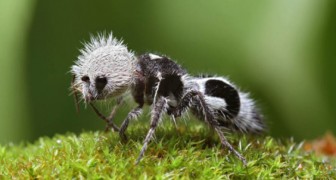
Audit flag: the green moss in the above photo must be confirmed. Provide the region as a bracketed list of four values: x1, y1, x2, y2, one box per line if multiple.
[0, 124, 335, 179]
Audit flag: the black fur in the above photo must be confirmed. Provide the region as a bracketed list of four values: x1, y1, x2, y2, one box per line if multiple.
[95, 76, 107, 94]
[205, 79, 240, 118]
[135, 54, 186, 105]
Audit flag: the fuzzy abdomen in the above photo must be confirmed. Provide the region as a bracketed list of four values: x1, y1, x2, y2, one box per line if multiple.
[188, 77, 265, 133]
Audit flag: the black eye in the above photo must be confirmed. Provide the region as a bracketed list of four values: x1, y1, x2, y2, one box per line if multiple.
[96, 76, 107, 93]
[81, 76, 90, 83]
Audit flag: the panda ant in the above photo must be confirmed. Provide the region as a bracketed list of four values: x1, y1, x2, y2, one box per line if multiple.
[70, 33, 265, 165]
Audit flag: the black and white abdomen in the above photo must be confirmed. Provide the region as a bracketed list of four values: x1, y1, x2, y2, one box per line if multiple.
[184, 76, 265, 133]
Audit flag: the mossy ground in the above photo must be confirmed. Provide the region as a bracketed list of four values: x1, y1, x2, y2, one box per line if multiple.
[0, 123, 335, 179]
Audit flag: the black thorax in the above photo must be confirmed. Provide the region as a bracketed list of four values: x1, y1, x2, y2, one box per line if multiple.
[131, 54, 187, 106]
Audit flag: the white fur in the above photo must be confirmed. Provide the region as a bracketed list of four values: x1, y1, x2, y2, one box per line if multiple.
[205, 96, 227, 109]
[153, 72, 163, 104]
[71, 33, 137, 101]
[148, 53, 162, 60]
[234, 92, 263, 132]
[167, 92, 178, 107]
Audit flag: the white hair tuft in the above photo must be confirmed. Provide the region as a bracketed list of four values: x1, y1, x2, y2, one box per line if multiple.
[71, 32, 137, 100]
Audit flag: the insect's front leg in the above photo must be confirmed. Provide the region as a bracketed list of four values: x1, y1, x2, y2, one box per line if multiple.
[89, 97, 123, 132]
[119, 106, 143, 141]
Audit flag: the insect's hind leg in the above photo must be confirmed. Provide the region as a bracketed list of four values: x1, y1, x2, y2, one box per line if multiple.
[214, 127, 247, 165]
[136, 97, 168, 164]
[171, 90, 247, 165]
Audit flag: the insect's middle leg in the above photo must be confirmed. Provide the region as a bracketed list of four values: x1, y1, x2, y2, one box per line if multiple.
[136, 97, 168, 164]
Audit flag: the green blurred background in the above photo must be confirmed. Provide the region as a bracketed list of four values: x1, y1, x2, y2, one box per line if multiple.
[0, 0, 335, 144]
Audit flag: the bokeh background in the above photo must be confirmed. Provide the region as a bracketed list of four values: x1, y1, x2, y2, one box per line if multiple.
[1, 0, 335, 144]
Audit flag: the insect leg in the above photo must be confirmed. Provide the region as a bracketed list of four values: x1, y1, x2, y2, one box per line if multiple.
[119, 106, 143, 141]
[104, 97, 124, 131]
[171, 90, 247, 165]
[90, 103, 120, 132]
[194, 92, 247, 166]
[169, 90, 199, 117]
[214, 126, 247, 165]
[135, 97, 167, 164]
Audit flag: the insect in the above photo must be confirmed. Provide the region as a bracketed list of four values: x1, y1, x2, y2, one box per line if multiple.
[70, 33, 265, 165]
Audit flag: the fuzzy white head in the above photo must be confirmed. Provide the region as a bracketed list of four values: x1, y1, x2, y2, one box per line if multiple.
[71, 33, 136, 102]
